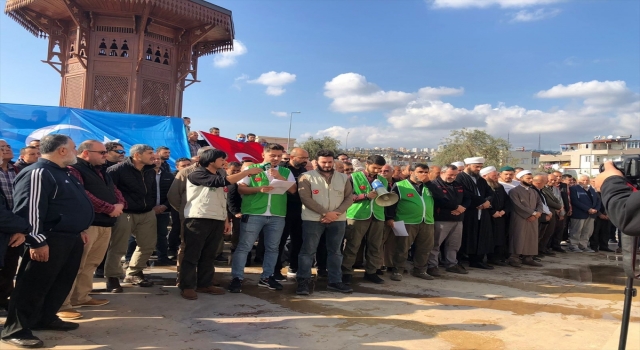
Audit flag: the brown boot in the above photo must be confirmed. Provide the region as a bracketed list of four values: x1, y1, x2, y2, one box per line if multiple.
[522, 257, 543, 267]
[181, 289, 198, 300]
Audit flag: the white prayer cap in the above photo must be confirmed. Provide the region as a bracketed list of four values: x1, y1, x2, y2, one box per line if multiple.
[464, 157, 485, 165]
[480, 166, 496, 177]
[516, 170, 532, 179]
[452, 161, 465, 168]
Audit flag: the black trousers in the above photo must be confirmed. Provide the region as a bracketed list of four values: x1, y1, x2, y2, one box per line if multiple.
[538, 215, 556, 252]
[1, 234, 84, 339]
[0, 245, 23, 310]
[590, 218, 615, 250]
[550, 214, 565, 250]
[277, 209, 303, 271]
[179, 218, 224, 290]
[168, 207, 182, 253]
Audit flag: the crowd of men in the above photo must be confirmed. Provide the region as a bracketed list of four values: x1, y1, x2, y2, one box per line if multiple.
[0, 133, 618, 348]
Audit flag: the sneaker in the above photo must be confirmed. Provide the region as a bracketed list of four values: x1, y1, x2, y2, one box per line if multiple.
[411, 271, 434, 280]
[56, 309, 83, 320]
[272, 270, 287, 282]
[445, 264, 469, 274]
[390, 268, 403, 281]
[363, 273, 385, 284]
[583, 248, 596, 253]
[342, 274, 352, 285]
[228, 277, 242, 293]
[258, 276, 283, 291]
[567, 246, 583, 253]
[296, 278, 310, 295]
[123, 272, 153, 287]
[72, 298, 109, 307]
[327, 282, 353, 293]
[426, 267, 442, 277]
[287, 267, 298, 278]
[317, 269, 328, 278]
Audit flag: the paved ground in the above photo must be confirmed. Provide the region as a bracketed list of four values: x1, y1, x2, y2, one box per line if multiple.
[1, 247, 639, 350]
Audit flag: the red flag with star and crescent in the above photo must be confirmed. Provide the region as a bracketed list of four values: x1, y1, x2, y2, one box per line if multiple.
[199, 131, 264, 163]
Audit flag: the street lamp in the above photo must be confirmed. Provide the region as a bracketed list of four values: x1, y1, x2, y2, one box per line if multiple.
[287, 111, 301, 152]
[345, 131, 350, 152]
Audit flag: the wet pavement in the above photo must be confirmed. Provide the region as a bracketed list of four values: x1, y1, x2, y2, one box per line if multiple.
[1, 248, 639, 350]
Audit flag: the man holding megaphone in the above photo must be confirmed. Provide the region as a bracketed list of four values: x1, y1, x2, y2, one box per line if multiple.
[341, 155, 390, 285]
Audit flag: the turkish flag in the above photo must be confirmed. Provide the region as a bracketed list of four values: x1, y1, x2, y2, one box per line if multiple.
[199, 131, 264, 163]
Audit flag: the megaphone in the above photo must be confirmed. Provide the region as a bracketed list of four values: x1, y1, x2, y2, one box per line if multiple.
[371, 179, 399, 207]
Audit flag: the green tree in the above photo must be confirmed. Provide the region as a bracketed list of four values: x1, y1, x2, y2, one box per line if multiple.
[298, 136, 341, 158]
[433, 129, 512, 167]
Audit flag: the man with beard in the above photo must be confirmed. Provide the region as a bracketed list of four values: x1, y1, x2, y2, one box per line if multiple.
[547, 173, 568, 253]
[498, 166, 520, 194]
[539, 174, 564, 255]
[481, 166, 510, 267]
[429, 164, 470, 276]
[104, 142, 125, 168]
[341, 155, 388, 284]
[380, 164, 397, 273]
[156, 146, 172, 173]
[296, 149, 353, 295]
[507, 171, 543, 267]
[428, 165, 441, 181]
[386, 164, 444, 281]
[456, 157, 494, 269]
[343, 161, 354, 176]
[532, 174, 558, 257]
[276, 148, 309, 280]
[1, 135, 93, 349]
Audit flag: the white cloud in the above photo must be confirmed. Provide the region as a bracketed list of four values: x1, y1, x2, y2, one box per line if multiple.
[249, 71, 297, 96]
[312, 74, 639, 150]
[324, 73, 462, 113]
[510, 8, 561, 22]
[271, 111, 288, 117]
[429, 0, 563, 9]
[232, 74, 248, 90]
[213, 40, 247, 68]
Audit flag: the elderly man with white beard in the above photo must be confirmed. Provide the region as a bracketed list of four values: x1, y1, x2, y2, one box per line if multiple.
[481, 166, 511, 267]
[507, 170, 544, 268]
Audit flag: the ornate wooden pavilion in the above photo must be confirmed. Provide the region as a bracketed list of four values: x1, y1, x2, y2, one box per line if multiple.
[5, 0, 234, 117]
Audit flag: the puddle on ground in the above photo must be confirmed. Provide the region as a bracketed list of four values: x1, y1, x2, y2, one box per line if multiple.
[544, 265, 629, 286]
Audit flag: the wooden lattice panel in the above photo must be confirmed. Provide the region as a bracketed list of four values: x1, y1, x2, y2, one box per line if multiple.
[92, 75, 129, 112]
[64, 75, 84, 108]
[141, 79, 170, 116]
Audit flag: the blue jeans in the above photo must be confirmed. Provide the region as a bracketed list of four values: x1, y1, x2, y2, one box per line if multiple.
[232, 215, 285, 280]
[298, 221, 346, 284]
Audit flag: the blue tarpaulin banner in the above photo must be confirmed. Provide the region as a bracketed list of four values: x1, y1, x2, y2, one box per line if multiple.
[0, 103, 189, 167]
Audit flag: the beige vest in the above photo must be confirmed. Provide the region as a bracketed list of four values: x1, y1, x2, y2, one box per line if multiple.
[184, 180, 227, 221]
[301, 170, 348, 222]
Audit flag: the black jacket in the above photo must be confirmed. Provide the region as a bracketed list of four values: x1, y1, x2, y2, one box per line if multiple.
[13, 158, 94, 248]
[558, 183, 570, 211]
[156, 168, 175, 212]
[107, 157, 157, 213]
[279, 161, 307, 211]
[70, 158, 119, 227]
[601, 176, 640, 236]
[0, 186, 31, 267]
[227, 183, 242, 216]
[432, 177, 471, 222]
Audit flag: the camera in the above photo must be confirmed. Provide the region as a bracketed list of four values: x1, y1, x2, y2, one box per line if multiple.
[599, 155, 640, 188]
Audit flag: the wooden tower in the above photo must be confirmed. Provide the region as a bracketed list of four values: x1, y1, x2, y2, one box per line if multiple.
[5, 0, 234, 117]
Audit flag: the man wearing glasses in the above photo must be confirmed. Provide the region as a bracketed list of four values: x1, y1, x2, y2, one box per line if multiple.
[104, 142, 125, 168]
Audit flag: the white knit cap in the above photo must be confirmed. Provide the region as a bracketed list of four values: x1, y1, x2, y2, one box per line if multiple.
[452, 161, 465, 168]
[480, 166, 496, 177]
[464, 157, 485, 165]
[516, 170, 532, 179]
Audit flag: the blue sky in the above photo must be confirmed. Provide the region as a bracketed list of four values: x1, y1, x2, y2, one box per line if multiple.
[1, 0, 639, 150]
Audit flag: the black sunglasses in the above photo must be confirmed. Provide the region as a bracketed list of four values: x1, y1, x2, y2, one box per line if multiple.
[111, 150, 126, 155]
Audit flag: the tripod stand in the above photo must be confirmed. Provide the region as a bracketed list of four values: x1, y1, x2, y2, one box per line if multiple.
[618, 234, 639, 350]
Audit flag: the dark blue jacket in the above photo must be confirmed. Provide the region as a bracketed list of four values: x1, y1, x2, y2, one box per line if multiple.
[569, 185, 601, 220]
[0, 186, 31, 267]
[13, 158, 94, 248]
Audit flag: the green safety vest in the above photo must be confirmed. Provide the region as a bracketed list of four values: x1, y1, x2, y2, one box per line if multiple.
[346, 171, 387, 220]
[394, 179, 434, 224]
[240, 164, 291, 216]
